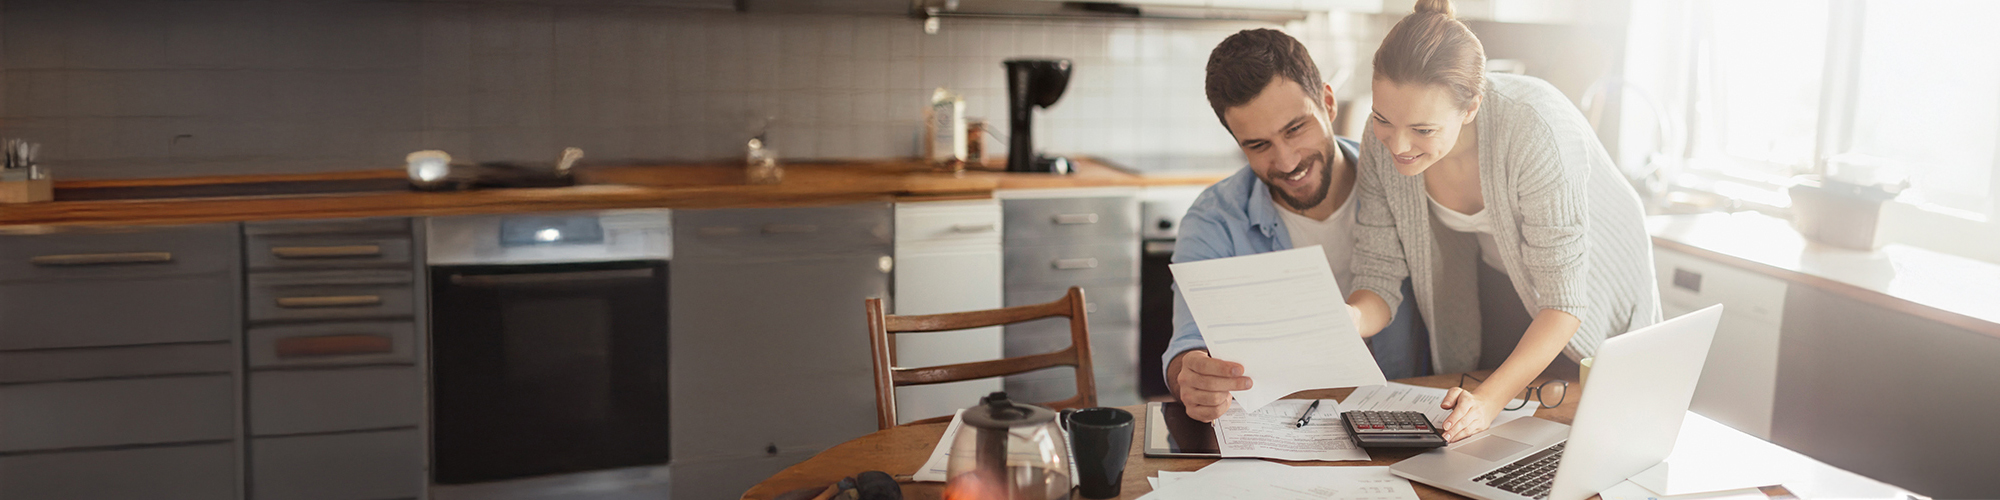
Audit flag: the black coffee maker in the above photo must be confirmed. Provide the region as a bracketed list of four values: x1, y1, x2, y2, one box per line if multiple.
[1003, 58, 1072, 174]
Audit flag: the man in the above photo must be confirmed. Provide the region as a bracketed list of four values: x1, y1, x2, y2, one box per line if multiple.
[1164, 29, 1426, 422]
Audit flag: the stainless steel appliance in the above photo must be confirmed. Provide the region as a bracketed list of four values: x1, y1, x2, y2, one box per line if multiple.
[426, 210, 673, 496]
[1112, 156, 1241, 397]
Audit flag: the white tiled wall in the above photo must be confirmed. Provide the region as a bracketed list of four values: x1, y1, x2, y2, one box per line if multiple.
[0, 0, 1379, 179]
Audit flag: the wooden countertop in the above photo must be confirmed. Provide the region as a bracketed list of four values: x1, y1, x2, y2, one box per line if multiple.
[0, 158, 1231, 228]
[1649, 211, 2000, 340]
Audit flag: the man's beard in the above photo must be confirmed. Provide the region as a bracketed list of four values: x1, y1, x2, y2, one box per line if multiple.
[1268, 150, 1333, 211]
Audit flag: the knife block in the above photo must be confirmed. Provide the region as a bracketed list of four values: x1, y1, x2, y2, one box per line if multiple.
[0, 178, 52, 203]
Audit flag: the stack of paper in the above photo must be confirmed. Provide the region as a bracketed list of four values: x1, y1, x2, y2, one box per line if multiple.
[1140, 460, 1419, 500]
[1212, 399, 1369, 461]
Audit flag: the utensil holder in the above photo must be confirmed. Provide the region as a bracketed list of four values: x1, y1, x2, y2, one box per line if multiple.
[0, 177, 52, 203]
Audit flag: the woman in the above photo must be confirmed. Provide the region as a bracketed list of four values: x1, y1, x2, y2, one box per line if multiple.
[1345, 0, 1661, 442]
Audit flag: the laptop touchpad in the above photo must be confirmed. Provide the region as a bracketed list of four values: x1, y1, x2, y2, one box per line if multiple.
[1453, 435, 1532, 462]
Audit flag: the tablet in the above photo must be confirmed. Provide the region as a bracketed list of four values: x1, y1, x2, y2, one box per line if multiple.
[1143, 401, 1221, 458]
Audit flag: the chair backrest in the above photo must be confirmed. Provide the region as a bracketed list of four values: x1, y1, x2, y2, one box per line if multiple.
[864, 286, 1098, 430]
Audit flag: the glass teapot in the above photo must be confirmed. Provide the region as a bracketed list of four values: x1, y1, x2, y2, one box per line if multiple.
[943, 392, 1072, 500]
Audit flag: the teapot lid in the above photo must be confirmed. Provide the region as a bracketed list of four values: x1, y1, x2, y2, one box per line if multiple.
[960, 392, 1057, 430]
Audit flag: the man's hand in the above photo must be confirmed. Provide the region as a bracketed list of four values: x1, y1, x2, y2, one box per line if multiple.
[1437, 387, 1504, 442]
[1171, 350, 1252, 422]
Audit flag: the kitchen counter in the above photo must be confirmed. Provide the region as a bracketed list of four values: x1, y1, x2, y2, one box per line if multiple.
[1649, 211, 2000, 339]
[0, 158, 1231, 228]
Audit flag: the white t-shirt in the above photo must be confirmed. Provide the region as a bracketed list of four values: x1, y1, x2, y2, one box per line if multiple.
[1274, 191, 1357, 296]
[1427, 194, 1509, 274]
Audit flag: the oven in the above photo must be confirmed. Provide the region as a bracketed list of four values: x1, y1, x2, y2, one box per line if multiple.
[1137, 186, 1206, 398]
[426, 210, 672, 488]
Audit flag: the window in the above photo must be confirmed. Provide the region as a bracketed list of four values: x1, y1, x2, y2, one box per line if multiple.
[1844, 0, 2000, 217]
[1651, 0, 2000, 221]
[1687, 0, 1828, 180]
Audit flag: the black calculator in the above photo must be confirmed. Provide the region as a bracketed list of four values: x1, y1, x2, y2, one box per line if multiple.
[1340, 410, 1448, 448]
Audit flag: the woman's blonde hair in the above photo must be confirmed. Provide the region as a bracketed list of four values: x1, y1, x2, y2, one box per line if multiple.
[1372, 0, 1485, 110]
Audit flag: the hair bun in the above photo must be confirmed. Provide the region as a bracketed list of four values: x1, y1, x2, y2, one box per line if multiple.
[1414, 0, 1455, 17]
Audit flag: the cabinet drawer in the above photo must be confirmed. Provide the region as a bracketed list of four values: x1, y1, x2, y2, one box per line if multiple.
[1002, 196, 1138, 242]
[0, 223, 237, 281]
[896, 200, 1002, 245]
[0, 375, 235, 452]
[248, 270, 416, 323]
[1004, 242, 1139, 286]
[245, 217, 412, 236]
[1653, 248, 1787, 325]
[675, 204, 893, 258]
[252, 429, 424, 500]
[0, 443, 235, 500]
[0, 275, 238, 350]
[247, 321, 417, 368]
[250, 366, 422, 436]
[0, 342, 233, 384]
[1002, 285, 1138, 359]
[246, 235, 413, 271]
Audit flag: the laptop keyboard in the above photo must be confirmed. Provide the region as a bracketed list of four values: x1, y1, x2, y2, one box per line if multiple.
[1472, 441, 1566, 500]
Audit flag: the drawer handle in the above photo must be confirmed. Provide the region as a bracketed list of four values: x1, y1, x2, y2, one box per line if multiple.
[450, 267, 656, 286]
[275, 334, 394, 358]
[276, 295, 383, 308]
[697, 226, 743, 236]
[1053, 258, 1099, 270]
[952, 222, 998, 233]
[1052, 213, 1099, 225]
[29, 252, 174, 266]
[271, 245, 383, 259]
[762, 224, 819, 234]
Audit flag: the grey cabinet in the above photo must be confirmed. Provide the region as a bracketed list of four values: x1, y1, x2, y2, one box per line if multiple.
[251, 429, 426, 500]
[0, 223, 244, 500]
[0, 443, 237, 500]
[1001, 193, 1143, 407]
[669, 203, 892, 500]
[240, 218, 426, 500]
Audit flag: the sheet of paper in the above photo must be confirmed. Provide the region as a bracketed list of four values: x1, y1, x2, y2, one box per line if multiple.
[910, 409, 1078, 485]
[1342, 382, 1539, 429]
[1144, 460, 1419, 500]
[911, 409, 967, 482]
[1211, 399, 1369, 461]
[1170, 246, 1387, 412]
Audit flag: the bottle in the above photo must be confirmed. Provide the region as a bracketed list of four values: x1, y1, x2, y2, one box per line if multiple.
[746, 138, 782, 185]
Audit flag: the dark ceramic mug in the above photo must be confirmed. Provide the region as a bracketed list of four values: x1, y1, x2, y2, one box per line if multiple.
[1060, 407, 1135, 499]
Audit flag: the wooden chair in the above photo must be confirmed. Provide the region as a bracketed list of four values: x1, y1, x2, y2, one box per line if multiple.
[865, 286, 1098, 430]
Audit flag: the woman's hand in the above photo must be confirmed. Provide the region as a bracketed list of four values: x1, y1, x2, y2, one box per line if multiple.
[1437, 386, 1505, 442]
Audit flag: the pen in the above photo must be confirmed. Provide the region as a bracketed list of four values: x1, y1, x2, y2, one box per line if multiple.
[1294, 399, 1321, 428]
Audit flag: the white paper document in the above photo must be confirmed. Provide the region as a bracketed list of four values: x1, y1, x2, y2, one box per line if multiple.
[1170, 246, 1387, 412]
[1212, 399, 1369, 461]
[1139, 460, 1419, 500]
[1342, 382, 1540, 429]
[911, 409, 967, 482]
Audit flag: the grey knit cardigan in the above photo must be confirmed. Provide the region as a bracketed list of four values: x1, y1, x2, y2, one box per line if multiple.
[1350, 73, 1662, 374]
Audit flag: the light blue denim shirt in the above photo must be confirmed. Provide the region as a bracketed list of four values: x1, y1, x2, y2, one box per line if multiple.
[1163, 136, 1430, 381]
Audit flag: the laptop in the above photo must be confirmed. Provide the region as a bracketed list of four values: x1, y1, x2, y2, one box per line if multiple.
[1390, 304, 1724, 500]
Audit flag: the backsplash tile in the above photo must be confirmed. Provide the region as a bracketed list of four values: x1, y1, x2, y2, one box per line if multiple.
[0, 0, 1382, 178]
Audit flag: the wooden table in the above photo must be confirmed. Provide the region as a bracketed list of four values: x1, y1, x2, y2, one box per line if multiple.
[743, 370, 1580, 500]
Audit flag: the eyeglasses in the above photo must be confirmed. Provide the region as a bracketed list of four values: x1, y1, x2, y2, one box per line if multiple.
[1457, 374, 1568, 410]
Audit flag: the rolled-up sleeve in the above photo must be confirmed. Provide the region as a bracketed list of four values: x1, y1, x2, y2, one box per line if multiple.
[1512, 124, 1591, 317]
[1350, 136, 1414, 310]
[1161, 204, 1232, 376]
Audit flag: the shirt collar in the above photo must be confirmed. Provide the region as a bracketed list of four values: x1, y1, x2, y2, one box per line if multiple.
[1248, 137, 1357, 238]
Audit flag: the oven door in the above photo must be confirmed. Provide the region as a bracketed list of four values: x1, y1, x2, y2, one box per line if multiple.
[430, 259, 669, 484]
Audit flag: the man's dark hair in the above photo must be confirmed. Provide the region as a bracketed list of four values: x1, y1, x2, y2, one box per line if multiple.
[1204, 29, 1325, 133]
